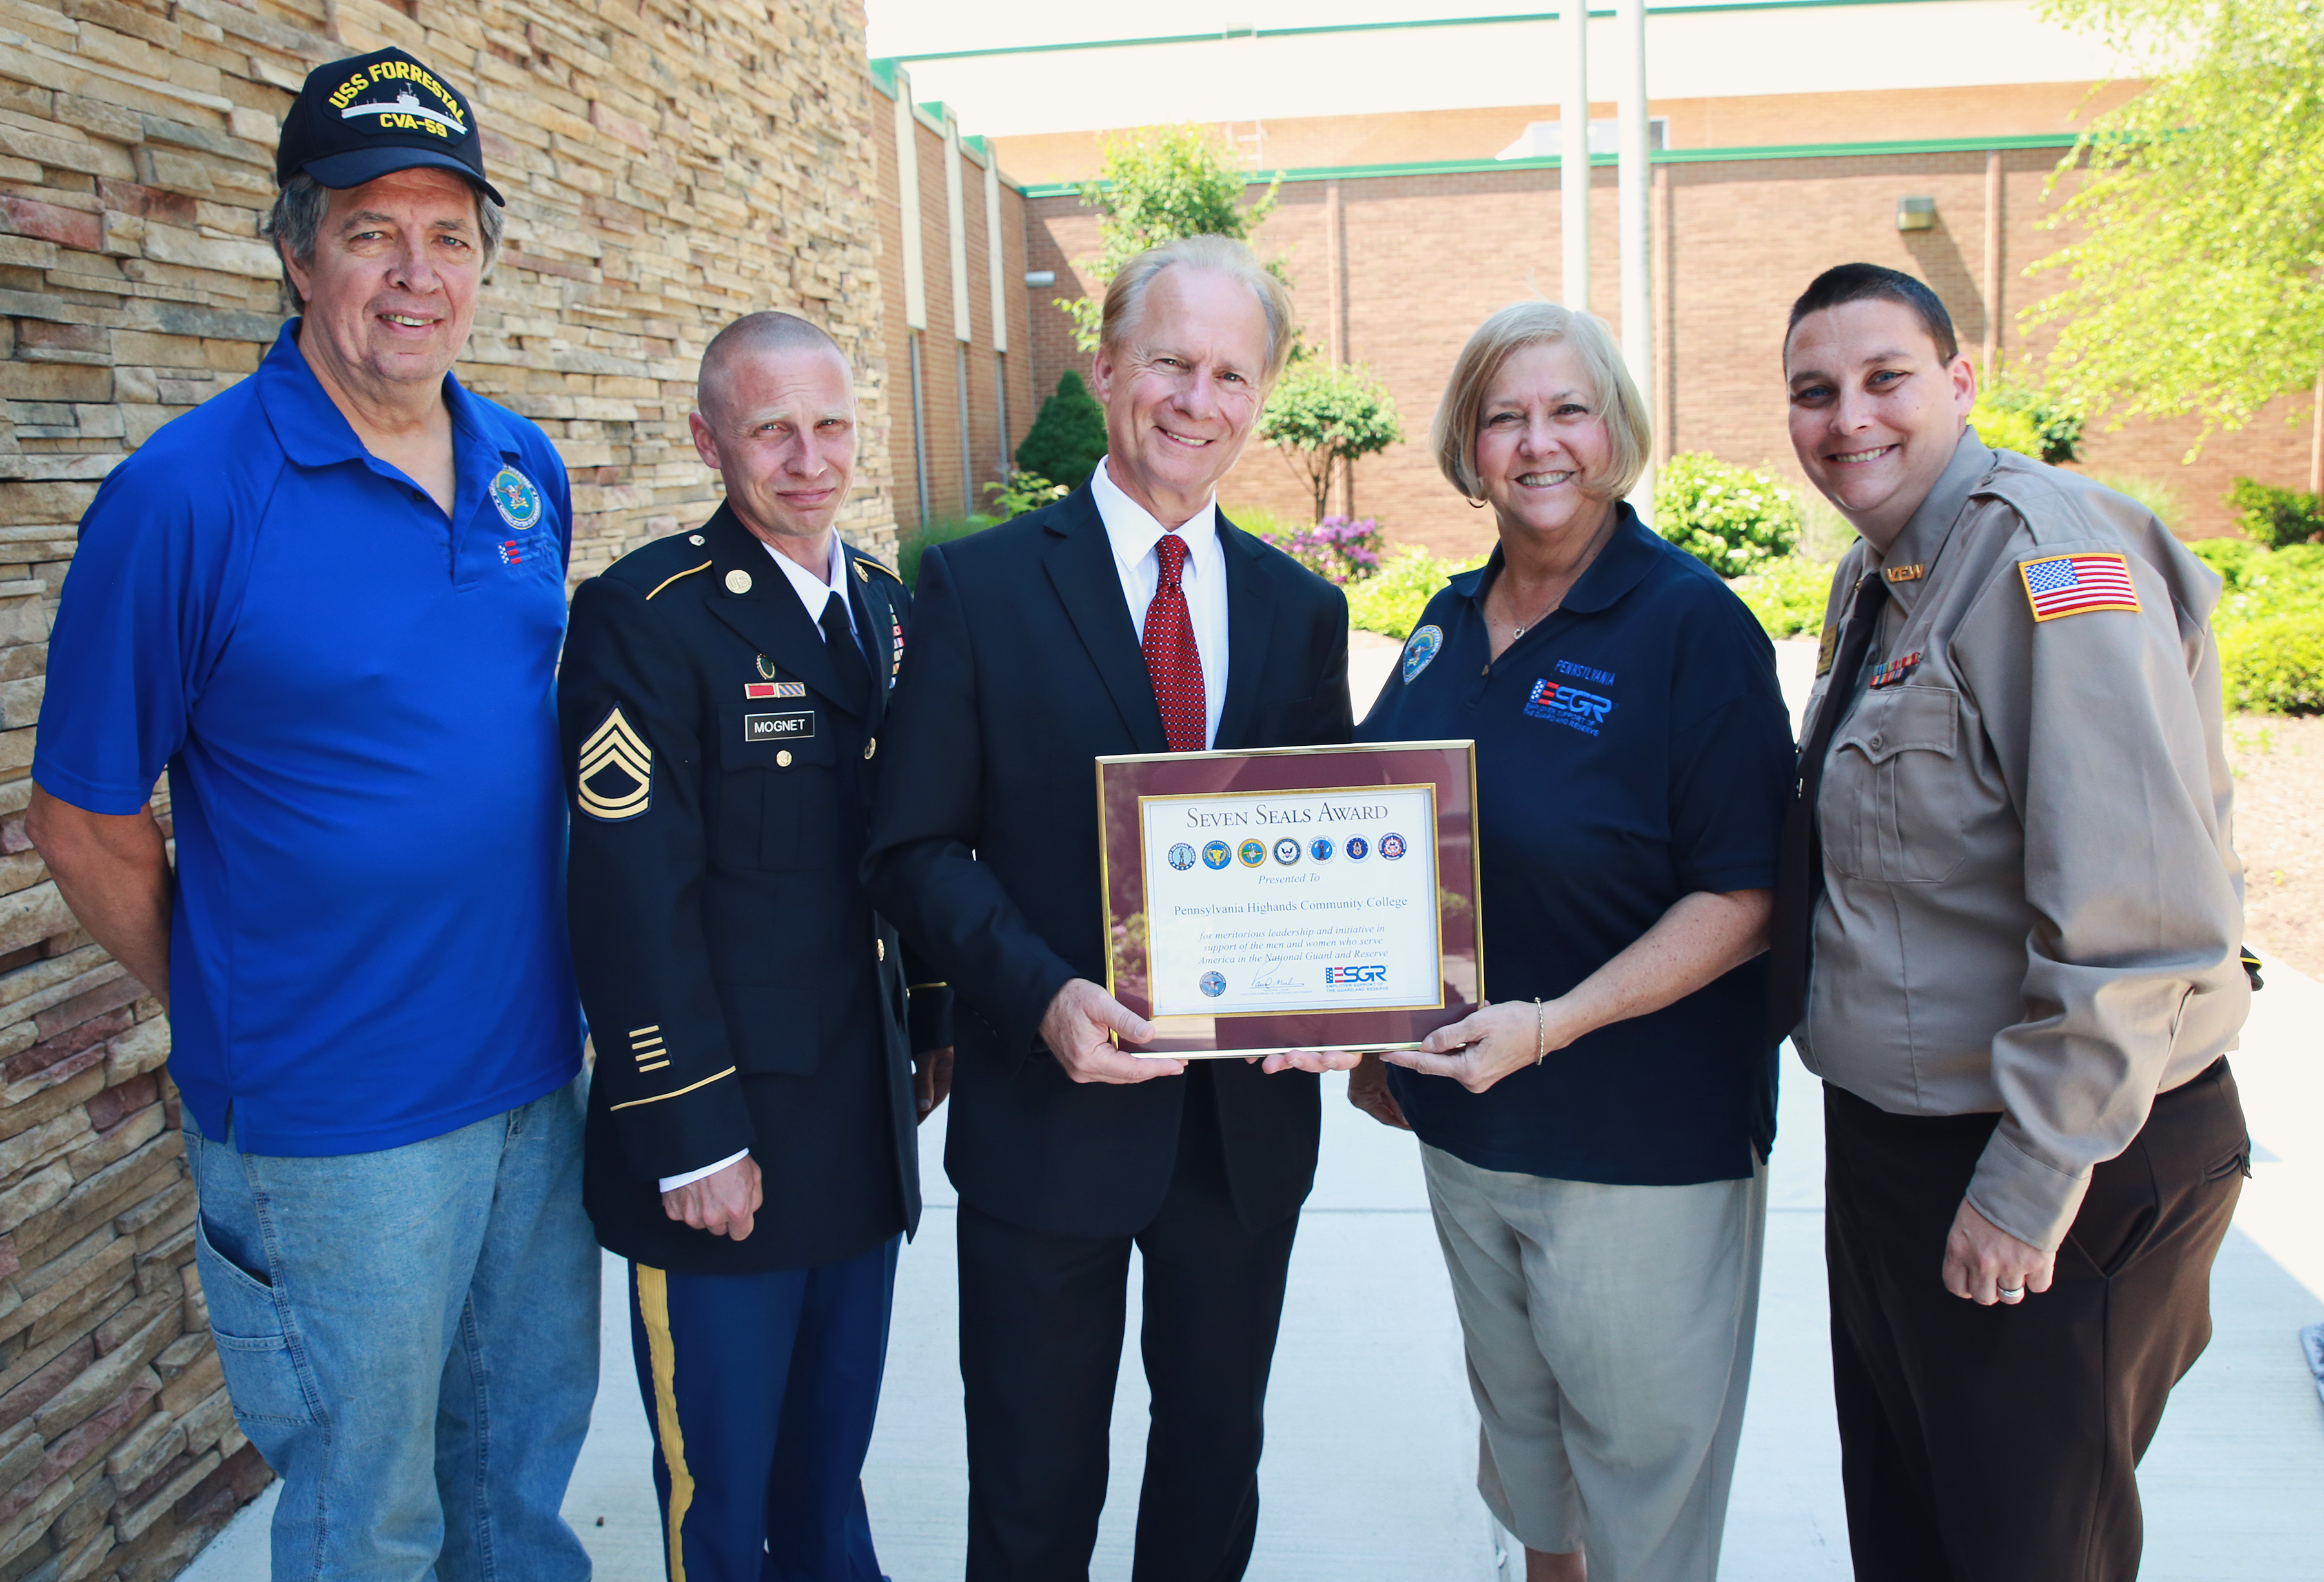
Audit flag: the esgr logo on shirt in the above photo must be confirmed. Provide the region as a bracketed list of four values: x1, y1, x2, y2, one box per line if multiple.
[1525, 677, 1615, 735]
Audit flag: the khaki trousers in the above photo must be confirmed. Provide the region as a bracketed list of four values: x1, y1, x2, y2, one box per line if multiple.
[1420, 1144, 1768, 1582]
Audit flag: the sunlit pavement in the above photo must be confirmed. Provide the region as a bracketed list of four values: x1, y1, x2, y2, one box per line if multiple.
[185, 636, 2324, 1579]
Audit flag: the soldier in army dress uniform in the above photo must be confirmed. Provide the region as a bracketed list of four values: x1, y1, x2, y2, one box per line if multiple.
[558, 312, 950, 1582]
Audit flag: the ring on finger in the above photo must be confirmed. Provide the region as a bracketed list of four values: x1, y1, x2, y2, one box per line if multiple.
[1997, 1284, 2025, 1301]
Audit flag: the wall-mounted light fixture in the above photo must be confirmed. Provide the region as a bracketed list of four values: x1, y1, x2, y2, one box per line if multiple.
[1023, 269, 1057, 288]
[1895, 197, 1937, 232]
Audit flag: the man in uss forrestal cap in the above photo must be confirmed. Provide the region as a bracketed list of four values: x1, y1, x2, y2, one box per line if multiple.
[27, 48, 598, 1581]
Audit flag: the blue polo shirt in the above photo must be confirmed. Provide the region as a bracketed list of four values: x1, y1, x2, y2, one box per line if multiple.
[35, 322, 582, 1156]
[1358, 506, 1791, 1184]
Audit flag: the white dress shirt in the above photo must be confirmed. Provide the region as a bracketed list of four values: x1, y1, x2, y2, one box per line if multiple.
[765, 530, 856, 635]
[659, 531, 854, 1194]
[1090, 455, 1230, 749]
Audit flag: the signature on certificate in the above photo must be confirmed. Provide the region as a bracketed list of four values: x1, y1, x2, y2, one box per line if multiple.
[1249, 957, 1301, 992]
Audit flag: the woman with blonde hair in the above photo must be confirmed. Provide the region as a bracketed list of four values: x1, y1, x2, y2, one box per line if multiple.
[1351, 302, 1792, 1581]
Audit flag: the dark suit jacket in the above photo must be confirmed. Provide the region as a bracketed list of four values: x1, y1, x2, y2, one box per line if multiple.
[862, 483, 1352, 1238]
[561, 505, 949, 1275]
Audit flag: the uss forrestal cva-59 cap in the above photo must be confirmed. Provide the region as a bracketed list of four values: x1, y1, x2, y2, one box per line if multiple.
[274, 47, 505, 206]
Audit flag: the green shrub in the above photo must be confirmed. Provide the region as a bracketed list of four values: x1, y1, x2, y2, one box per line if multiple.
[2188, 536, 2263, 591]
[2083, 469, 2187, 533]
[1797, 495, 1856, 562]
[1223, 502, 1305, 544]
[2203, 539, 2324, 714]
[1652, 453, 1803, 577]
[1345, 546, 1486, 638]
[1968, 402, 2046, 460]
[2225, 477, 2324, 548]
[897, 513, 994, 589]
[2221, 612, 2324, 714]
[983, 471, 1068, 520]
[1015, 371, 1108, 490]
[1977, 385, 2084, 463]
[1729, 555, 1839, 639]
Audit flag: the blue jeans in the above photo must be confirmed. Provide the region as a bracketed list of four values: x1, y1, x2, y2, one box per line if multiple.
[186, 1074, 600, 1582]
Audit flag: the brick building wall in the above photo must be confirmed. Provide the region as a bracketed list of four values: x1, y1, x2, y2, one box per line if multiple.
[988, 79, 2152, 189]
[1021, 139, 2314, 559]
[871, 74, 1032, 540]
[0, 1, 899, 1578]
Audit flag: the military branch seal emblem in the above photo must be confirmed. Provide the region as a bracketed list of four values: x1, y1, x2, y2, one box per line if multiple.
[1402, 624, 1443, 684]
[489, 467, 542, 531]
[576, 704, 651, 821]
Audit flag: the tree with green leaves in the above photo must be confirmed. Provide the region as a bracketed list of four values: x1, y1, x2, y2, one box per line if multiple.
[1064, 125, 1287, 351]
[1015, 370, 1108, 490]
[1257, 363, 1404, 522]
[2028, 0, 2324, 465]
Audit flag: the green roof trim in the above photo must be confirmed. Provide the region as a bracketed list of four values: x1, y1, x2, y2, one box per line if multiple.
[881, 0, 1987, 66]
[1014, 132, 2083, 198]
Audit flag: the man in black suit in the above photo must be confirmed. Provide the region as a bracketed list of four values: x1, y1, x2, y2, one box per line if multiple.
[864, 235, 1356, 1581]
[561, 312, 950, 1581]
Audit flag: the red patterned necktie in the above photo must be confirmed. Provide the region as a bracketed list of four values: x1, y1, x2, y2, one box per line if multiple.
[1144, 532, 1207, 752]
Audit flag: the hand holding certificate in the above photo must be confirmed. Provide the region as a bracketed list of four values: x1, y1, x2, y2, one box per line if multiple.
[1096, 741, 1483, 1057]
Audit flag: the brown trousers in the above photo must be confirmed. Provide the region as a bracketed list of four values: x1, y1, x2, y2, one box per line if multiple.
[1823, 1059, 2248, 1582]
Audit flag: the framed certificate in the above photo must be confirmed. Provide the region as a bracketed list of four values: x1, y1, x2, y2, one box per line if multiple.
[1095, 741, 1483, 1057]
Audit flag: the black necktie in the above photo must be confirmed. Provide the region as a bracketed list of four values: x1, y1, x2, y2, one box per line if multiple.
[819, 595, 871, 712]
[1766, 571, 1890, 1041]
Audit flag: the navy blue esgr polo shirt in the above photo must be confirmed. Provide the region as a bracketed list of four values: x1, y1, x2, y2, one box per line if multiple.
[35, 322, 582, 1156]
[1358, 505, 1793, 1185]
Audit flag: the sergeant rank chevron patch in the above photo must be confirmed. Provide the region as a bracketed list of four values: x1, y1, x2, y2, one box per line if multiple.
[576, 704, 652, 821]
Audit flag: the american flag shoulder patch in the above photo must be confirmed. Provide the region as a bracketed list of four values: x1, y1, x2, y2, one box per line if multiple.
[2018, 552, 2141, 622]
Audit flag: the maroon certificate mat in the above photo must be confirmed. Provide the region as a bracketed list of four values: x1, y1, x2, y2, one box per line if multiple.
[1095, 741, 1483, 1056]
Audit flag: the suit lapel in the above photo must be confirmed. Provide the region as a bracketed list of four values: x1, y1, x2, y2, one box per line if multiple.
[842, 548, 892, 734]
[1043, 486, 1167, 752]
[1214, 513, 1281, 750]
[700, 506, 866, 719]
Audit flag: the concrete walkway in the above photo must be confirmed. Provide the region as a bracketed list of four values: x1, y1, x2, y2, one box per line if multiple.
[185, 635, 2324, 1579]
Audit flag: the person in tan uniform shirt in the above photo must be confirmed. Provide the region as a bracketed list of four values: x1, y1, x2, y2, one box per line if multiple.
[1769, 263, 2252, 1582]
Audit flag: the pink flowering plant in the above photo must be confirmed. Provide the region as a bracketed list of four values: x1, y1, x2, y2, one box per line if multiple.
[1270, 515, 1385, 585]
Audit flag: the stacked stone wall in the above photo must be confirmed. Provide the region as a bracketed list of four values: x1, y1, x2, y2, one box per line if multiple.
[0, 0, 895, 1577]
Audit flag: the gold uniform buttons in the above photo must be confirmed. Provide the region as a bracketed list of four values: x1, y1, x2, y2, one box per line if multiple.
[724, 569, 752, 595]
[863, 738, 877, 760]
[876, 938, 887, 961]
[776, 749, 793, 767]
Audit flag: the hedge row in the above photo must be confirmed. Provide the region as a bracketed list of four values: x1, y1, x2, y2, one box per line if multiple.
[1357, 542, 2324, 717]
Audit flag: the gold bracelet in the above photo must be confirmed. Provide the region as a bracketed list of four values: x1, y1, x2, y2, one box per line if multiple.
[1534, 998, 1545, 1065]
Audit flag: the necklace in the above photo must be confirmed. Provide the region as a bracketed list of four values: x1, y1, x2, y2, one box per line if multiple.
[1500, 579, 1563, 638]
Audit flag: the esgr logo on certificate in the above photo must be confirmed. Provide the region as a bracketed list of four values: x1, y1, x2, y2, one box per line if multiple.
[1138, 783, 1443, 1017]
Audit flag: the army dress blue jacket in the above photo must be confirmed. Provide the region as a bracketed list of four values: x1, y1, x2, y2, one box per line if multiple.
[560, 504, 948, 1275]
